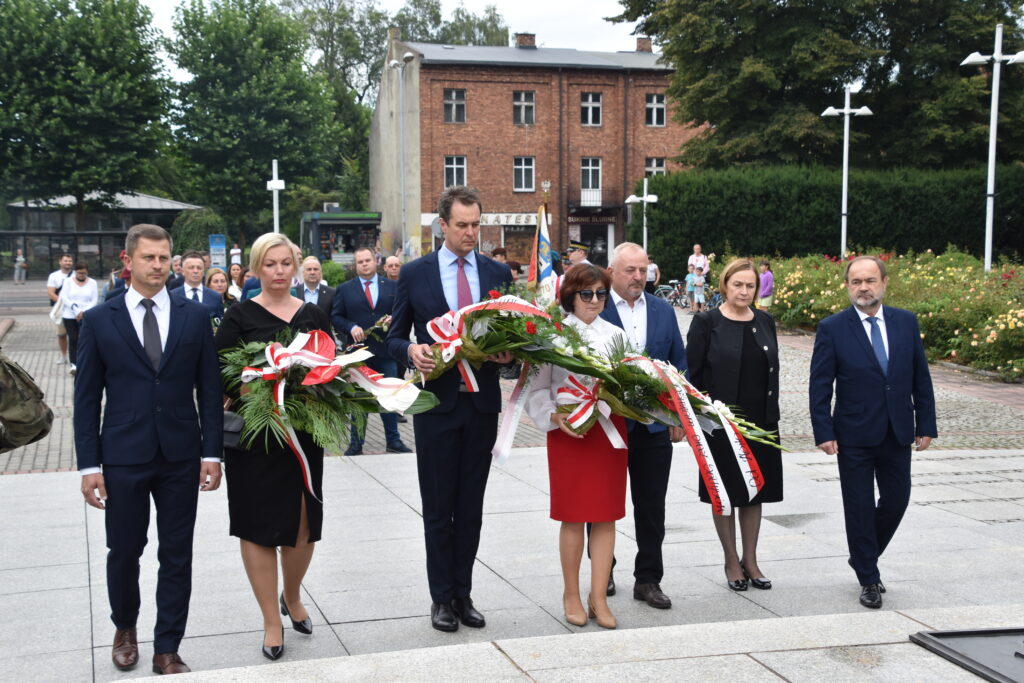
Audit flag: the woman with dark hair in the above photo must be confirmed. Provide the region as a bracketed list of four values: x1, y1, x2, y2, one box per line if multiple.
[687, 258, 782, 592]
[525, 264, 628, 629]
[206, 268, 237, 312]
[60, 261, 98, 374]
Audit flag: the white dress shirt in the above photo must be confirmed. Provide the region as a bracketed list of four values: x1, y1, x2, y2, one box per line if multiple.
[80, 284, 219, 475]
[525, 314, 628, 432]
[610, 288, 647, 352]
[855, 305, 889, 358]
[184, 283, 205, 301]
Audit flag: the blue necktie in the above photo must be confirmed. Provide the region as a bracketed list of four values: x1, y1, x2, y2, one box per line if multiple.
[866, 316, 888, 374]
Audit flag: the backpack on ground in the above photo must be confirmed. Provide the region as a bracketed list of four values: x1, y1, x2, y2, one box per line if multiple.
[0, 345, 53, 453]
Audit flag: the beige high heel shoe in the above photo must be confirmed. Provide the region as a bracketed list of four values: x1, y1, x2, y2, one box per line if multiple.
[587, 595, 617, 629]
[563, 594, 588, 627]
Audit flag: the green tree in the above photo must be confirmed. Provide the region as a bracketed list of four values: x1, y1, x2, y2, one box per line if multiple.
[0, 0, 167, 228]
[170, 0, 338, 243]
[612, 0, 1024, 168]
[172, 208, 227, 253]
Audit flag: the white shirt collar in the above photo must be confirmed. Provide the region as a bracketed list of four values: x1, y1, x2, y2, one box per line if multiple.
[610, 288, 645, 310]
[855, 304, 885, 322]
[126, 284, 170, 310]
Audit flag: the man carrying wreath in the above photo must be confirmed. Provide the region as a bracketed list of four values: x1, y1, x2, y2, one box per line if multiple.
[386, 186, 513, 632]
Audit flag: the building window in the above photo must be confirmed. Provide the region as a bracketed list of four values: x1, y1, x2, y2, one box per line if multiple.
[513, 157, 535, 192]
[645, 93, 666, 127]
[581, 157, 601, 189]
[444, 155, 466, 187]
[580, 92, 602, 126]
[645, 157, 666, 176]
[513, 91, 535, 125]
[444, 88, 466, 123]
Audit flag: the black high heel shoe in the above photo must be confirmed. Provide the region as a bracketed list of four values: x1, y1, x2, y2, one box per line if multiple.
[740, 559, 772, 590]
[262, 626, 284, 661]
[280, 593, 313, 634]
[725, 566, 748, 591]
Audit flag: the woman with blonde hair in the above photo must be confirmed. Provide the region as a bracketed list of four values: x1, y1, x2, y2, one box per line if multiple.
[686, 258, 782, 592]
[214, 233, 333, 660]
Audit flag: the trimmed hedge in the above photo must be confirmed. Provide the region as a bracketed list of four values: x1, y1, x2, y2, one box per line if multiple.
[628, 165, 1024, 281]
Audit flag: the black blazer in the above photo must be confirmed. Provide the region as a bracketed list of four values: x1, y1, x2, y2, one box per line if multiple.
[307, 283, 334, 321]
[686, 307, 780, 423]
[332, 275, 395, 357]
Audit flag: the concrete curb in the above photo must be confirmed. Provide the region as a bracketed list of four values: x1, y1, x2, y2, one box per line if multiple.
[0, 318, 13, 343]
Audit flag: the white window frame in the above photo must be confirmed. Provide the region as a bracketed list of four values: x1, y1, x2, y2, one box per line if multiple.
[443, 88, 466, 123]
[581, 157, 601, 189]
[581, 92, 602, 126]
[513, 90, 535, 125]
[444, 155, 467, 187]
[645, 157, 666, 176]
[513, 156, 535, 192]
[645, 93, 666, 127]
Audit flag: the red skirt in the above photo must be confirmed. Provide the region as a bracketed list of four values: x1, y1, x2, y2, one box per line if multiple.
[547, 415, 628, 522]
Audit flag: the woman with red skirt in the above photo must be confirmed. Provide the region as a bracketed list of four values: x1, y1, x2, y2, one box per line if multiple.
[526, 265, 627, 629]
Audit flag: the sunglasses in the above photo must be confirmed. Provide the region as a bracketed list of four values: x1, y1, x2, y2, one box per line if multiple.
[577, 288, 609, 302]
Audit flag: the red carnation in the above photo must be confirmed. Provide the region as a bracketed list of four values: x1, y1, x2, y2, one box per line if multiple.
[554, 322, 563, 331]
[525, 321, 537, 335]
[488, 289, 502, 299]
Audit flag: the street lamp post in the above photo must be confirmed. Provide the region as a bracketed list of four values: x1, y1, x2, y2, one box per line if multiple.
[266, 159, 285, 234]
[961, 24, 1024, 272]
[821, 86, 872, 259]
[389, 51, 415, 256]
[625, 177, 658, 253]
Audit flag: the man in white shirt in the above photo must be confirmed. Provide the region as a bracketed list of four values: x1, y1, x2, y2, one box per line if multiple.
[230, 243, 242, 265]
[169, 251, 222, 319]
[300, 256, 333, 318]
[47, 253, 74, 364]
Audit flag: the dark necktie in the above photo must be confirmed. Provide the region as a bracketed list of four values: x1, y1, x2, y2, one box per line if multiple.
[866, 316, 888, 374]
[456, 257, 472, 309]
[190, 287, 199, 301]
[363, 279, 374, 308]
[141, 299, 161, 371]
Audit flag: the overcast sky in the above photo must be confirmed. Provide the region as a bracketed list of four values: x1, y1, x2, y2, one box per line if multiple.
[143, 0, 646, 71]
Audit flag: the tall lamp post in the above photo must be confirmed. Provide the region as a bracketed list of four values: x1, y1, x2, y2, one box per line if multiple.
[961, 24, 1024, 272]
[822, 86, 872, 259]
[625, 177, 658, 253]
[266, 159, 285, 234]
[389, 51, 415, 255]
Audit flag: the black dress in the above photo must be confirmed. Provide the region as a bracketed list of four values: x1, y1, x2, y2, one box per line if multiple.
[215, 300, 332, 547]
[697, 317, 783, 506]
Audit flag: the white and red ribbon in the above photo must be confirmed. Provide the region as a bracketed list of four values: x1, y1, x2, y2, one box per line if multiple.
[555, 375, 627, 450]
[491, 362, 533, 465]
[426, 295, 552, 392]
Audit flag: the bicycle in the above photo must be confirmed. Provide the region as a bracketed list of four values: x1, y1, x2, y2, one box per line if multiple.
[654, 280, 688, 309]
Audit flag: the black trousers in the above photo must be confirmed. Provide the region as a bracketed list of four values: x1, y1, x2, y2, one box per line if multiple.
[64, 317, 81, 365]
[588, 426, 674, 584]
[837, 427, 912, 586]
[103, 451, 200, 654]
[413, 395, 498, 604]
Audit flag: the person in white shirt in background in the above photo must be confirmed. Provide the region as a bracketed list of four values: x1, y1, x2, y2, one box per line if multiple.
[60, 261, 99, 374]
[48, 253, 74, 364]
[645, 255, 660, 294]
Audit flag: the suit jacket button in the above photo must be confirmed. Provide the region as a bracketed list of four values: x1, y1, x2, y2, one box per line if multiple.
[155, 406, 162, 412]
[752, 327, 756, 333]
[767, 390, 773, 396]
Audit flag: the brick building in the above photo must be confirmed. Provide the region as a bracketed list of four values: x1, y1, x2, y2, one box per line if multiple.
[369, 31, 700, 266]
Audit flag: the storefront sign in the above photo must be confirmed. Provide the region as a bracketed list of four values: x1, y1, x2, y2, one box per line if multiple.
[421, 212, 539, 227]
[567, 215, 616, 224]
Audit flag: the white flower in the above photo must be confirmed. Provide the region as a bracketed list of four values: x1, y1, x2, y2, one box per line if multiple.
[712, 400, 735, 421]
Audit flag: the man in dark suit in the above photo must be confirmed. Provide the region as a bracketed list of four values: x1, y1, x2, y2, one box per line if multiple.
[167, 254, 184, 290]
[169, 250, 223, 320]
[601, 242, 687, 609]
[333, 247, 411, 455]
[299, 255, 334, 319]
[386, 186, 513, 632]
[75, 225, 222, 675]
[810, 255, 936, 609]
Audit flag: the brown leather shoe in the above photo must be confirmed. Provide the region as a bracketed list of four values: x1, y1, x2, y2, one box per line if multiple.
[633, 582, 672, 609]
[152, 652, 191, 675]
[111, 627, 138, 670]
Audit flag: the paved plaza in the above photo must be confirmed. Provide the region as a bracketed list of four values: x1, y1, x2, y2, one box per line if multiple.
[2, 279, 1024, 681]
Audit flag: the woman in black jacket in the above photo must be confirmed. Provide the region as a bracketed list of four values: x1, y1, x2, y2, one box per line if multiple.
[686, 258, 782, 592]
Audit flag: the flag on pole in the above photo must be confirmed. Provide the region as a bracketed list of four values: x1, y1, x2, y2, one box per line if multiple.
[534, 205, 556, 305]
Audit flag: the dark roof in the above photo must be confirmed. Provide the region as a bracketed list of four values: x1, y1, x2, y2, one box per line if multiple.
[8, 192, 201, 211]
[405, 42, 672, 72]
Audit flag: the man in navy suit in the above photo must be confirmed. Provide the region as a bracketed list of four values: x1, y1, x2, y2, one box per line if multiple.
[601, 242, 687, 609]
[386, 186, 513, 632]
[332, 247, 411, 455]
[810, 255, 936, 609]
[75, 225, 223, 675]
[299, 255, 335, 319]
[169, 250, 223, 320]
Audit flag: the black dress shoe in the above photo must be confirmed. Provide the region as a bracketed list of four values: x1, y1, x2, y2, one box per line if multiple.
[878, 581, 886, 594]
[724, 567, 748, 591]
[386, 441, 412, 453]
[431, 602, 459, 632]
[740, 559, 772, 590]
[607, 570, 616, 597]
[633, 582, 672, 608]
[262, 626, 285, 660]
[396, 415, 408, 423]
[451, 596, 485, 628]
[344, 444, 363, 456]
[860, 583, 883, 609]
[280, 592, 313, 634]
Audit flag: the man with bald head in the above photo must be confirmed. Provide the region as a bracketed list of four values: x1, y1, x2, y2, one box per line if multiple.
[299, 256, 333, 318]
[600, 242, 686, 609]
[384, 255, 402, 281]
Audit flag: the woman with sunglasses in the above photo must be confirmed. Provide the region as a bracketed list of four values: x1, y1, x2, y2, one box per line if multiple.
[525, 264, 628, 630]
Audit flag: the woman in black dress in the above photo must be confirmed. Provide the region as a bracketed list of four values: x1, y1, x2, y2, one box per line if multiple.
[215, 233, 332, 660]
[686, 258, 782, 592]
